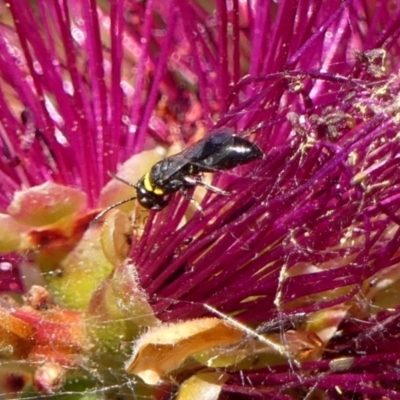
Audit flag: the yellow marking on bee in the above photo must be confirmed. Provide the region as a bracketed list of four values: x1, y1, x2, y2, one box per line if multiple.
[144, 172, 165, 196]
[143, 172, 154, 192]
[153, 187, 164, 195]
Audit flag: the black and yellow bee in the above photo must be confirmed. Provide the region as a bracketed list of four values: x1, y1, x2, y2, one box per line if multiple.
[95, 130, 263, 220]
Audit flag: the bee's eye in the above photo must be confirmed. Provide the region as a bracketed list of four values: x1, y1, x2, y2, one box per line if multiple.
[138, 195, 154, 208]
[136, 190, 151, 206]
[150, 199, 169, 211]
[137, 189, 169, 210]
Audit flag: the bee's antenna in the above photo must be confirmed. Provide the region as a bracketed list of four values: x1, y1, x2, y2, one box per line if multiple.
[92, 172, 140, 223]
[108, 171, 138, 189]
[93, 196, 137, 222]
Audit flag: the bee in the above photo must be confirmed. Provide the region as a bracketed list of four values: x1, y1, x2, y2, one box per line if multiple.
[95, 130, 263, 220]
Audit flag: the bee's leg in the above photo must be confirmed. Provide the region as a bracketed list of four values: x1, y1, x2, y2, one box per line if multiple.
[179, 188, 204, 214]
[183, 177, 229, 196]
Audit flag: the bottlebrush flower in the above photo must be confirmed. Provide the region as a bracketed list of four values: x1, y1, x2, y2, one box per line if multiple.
[1, 0, 400, 399]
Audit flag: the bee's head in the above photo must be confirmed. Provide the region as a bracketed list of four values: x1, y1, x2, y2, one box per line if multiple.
[136, 178, 170, 210]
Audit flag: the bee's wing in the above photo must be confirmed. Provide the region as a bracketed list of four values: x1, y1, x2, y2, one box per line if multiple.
[157, 131, 235, 180]
[189, 133, 263, 171]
